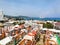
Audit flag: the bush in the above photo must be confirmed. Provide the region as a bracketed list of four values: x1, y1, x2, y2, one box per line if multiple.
[43, 22, 53, 28]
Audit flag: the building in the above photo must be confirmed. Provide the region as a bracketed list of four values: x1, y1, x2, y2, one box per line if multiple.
[54, 22, 60, 30]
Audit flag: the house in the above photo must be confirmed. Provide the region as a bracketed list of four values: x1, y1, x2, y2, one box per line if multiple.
[54, 22, 60, 30]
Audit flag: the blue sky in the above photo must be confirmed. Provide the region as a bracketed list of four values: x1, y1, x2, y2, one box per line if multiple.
[0, 0, 60, 18]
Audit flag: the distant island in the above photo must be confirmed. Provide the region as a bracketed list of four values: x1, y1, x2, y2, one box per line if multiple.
[4, 15, 60, 21]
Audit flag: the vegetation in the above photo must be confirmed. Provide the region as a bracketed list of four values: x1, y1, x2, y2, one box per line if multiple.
[53, 18, 60, 22]
[43, 22, 54, 28]
[13, 22, 19, 25]
[4, 15, 31, 20]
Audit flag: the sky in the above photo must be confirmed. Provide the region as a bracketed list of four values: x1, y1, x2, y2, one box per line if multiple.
[0, 0, 60, 18]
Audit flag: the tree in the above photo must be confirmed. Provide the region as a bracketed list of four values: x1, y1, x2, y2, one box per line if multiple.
[43, 22, 54, 28]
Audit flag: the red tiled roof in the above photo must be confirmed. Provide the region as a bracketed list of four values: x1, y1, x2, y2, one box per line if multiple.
[55, 22, 60, 25]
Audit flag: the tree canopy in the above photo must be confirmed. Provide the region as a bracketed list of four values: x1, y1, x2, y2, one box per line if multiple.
[43, 22, 54, 28]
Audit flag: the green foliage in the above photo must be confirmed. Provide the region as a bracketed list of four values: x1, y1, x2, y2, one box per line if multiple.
[43, 22, 54, 28]
[13, 22, 19, 25]
[15, 18, 25, 20]
[54, 20, 60, 22]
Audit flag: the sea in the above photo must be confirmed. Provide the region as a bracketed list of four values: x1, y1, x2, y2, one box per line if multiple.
[31, 18, 60, 21]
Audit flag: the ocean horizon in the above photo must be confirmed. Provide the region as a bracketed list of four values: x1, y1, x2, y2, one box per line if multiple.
[32, 17, 60, 21]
